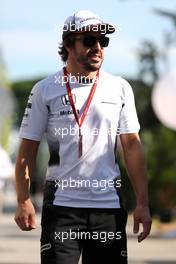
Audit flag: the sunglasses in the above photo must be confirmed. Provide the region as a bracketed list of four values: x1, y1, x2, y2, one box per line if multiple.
[74, 35, 109, 48]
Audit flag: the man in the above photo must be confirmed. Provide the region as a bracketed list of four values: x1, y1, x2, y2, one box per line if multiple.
[14, 10, 152, 264]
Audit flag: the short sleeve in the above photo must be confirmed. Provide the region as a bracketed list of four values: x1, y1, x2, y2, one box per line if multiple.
[118, 79, 140, 134]
[19, 83, 48, 141]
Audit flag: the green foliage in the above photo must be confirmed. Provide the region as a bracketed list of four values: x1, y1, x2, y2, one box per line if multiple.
[129, 79, 158, 129]
[0, 117, 11, 149]
[11, 78, 44, 126]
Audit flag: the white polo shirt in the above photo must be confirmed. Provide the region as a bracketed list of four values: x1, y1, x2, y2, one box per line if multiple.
[19, 69, 140, 208]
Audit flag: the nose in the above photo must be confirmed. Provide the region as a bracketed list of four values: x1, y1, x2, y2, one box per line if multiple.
[93, 40, 102, 50]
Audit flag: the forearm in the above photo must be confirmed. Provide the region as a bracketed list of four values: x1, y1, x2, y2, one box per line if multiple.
[15, 139, 39, 204]
[120, 133, 152, 241]
[14, 139, 39, 231]
[120, 134, 149, 206]
[15, 158, 31, 203]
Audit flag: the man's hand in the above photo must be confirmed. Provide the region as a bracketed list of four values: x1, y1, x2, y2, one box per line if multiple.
[14, 199, 36, 231]
[133, 205, 152, 242]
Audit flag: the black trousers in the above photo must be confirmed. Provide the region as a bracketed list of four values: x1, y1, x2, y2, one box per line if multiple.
[40, 183, 128, 264]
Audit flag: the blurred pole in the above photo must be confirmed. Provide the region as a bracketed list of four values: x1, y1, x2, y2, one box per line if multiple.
[0, 45, 15, 150]
[152, 70, 176, 131]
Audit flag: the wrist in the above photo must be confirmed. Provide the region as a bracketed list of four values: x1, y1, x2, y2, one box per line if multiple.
[17, 197, 30, 205]
[136, 199, 149, 208]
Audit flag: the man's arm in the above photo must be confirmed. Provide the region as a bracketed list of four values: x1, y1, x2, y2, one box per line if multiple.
[120, 133, 152, 242]
[14, 138, 40, 231]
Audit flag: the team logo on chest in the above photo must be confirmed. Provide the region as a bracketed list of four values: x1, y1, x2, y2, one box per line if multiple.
[61, 94, 76, 106]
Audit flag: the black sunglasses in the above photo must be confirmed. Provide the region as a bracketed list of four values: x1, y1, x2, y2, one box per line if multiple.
[74, 35, 109, 48]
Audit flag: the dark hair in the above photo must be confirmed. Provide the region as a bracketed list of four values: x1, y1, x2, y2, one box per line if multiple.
[58, 34, 75, 62]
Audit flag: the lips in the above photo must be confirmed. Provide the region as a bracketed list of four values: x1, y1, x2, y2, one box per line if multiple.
[88, 53, 101, 62]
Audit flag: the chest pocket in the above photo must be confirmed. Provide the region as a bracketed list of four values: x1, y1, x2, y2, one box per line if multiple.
[98, 99, 122, 123]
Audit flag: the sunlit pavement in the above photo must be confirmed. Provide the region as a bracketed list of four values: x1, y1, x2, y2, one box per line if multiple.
[0, 187, 176, 264]
[0, 212, 176, 264]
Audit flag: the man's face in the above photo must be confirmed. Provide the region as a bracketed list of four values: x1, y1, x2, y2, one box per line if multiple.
[67, 32, 107, 72]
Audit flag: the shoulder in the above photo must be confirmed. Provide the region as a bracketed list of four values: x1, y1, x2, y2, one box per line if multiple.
[31, 70, 64, 101]
[33, 70, 62, 92]
[100, 70, 133, 97]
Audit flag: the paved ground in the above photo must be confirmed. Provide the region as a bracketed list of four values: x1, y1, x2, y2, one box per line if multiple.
[0, 213, 176, 264]
[0, 186, 176, 264]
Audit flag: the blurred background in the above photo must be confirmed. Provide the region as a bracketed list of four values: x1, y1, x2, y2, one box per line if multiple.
[0, 0, 176, 263]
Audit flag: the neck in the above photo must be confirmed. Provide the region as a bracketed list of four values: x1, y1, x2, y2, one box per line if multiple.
[66, 63, 98, 80]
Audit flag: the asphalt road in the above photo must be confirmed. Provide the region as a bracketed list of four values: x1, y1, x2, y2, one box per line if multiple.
[0, 213, 176, 264]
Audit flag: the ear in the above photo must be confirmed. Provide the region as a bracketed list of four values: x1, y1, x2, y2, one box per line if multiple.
[64, 45, 71, 53]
